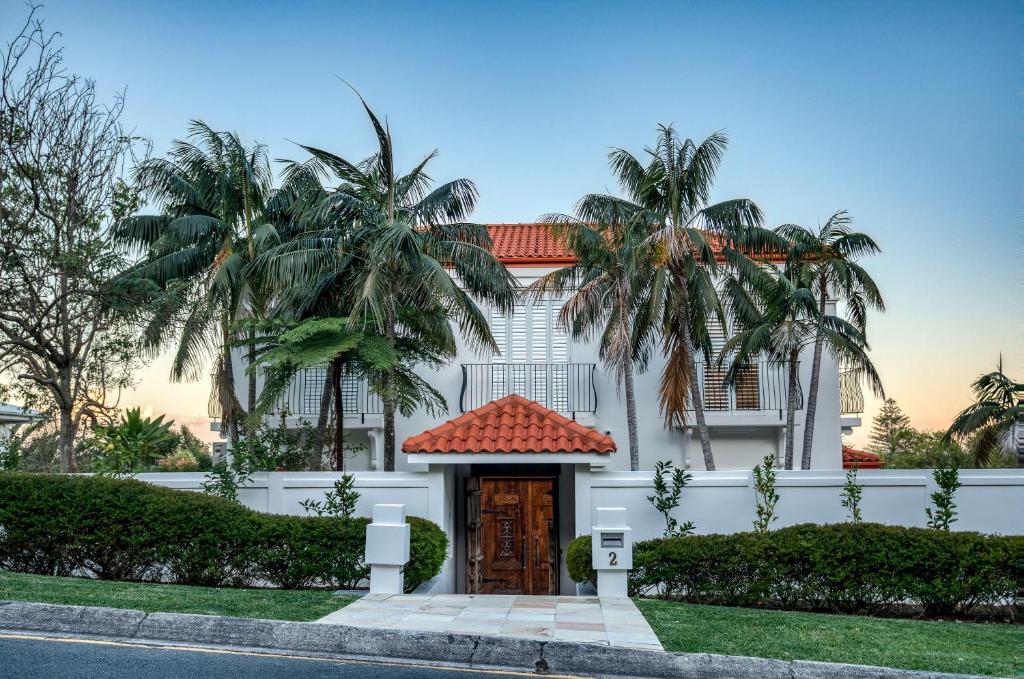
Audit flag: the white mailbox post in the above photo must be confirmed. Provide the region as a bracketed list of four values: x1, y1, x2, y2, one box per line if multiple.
[365, 503, 410, 594]
[591, 507, 632, 598]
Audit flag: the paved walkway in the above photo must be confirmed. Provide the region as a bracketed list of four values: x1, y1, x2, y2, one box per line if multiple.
[316, 594, 663, 651]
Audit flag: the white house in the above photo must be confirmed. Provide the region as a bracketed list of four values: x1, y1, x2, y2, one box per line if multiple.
[211, 223, 871, 595]
[0, 403, 44, 458]
[218, 224, 863, 472]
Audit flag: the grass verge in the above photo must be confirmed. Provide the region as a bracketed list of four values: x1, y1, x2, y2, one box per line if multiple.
[635, 598, 1021, 677]
[0, 571, 356, 622]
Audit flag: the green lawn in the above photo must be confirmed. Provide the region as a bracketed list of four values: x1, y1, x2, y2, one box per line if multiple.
[636, 598, 1022, 677]
[0, 572, 356, 622]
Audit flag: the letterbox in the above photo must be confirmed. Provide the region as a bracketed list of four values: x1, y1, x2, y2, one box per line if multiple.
[591, 507, 632, 572]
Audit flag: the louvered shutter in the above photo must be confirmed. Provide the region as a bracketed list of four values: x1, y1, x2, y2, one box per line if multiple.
[704, 318, 729, 410]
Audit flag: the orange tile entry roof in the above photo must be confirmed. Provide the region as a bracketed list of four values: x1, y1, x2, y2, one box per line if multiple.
[402, 394, 616, 454]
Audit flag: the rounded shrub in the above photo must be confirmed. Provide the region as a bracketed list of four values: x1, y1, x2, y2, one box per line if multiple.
[567, 523, 1021, 619]
[406, 515, 448, 592]
[566, 535, 595, 587]
[0, 473, 448, 591]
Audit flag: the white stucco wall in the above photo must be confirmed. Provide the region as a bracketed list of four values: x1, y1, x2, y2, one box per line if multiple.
[577, 468, 1024, 539]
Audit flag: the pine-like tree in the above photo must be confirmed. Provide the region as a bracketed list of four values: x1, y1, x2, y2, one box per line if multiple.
[868, 398, 911, 456]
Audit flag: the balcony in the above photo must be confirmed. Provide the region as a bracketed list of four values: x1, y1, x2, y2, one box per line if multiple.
[460, 363, 597, 417]
[692, 359, 802, 415]
[840, 368, 865, 415]
[208, 367, 382, 422]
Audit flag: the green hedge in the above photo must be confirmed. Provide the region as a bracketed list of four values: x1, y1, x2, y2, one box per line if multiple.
[0, 473, 447, 592]
[567, 523, 1022, 618]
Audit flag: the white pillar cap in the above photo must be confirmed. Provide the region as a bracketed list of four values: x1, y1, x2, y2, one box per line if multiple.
[372, 503, 407, 525]
[593, 506, 628, 529]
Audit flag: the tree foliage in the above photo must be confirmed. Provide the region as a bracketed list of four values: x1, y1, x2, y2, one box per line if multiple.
[868, 398, 912, 457]
[944, 358, 1021, 467]
[0, 8, 152, 471]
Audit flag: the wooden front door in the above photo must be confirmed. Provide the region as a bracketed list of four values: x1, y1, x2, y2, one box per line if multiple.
[466, 477, 558, 595]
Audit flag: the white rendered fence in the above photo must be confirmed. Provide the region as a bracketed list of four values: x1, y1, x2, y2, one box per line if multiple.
[134, 471, 447, 526]
[573, 468, 1024, 540]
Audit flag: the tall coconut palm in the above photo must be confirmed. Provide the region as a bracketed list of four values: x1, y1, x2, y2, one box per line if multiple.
[572, 125, 770, 470]
[777, 211, 884, 469]
[526, 215, 657, 470]
[258, 90, 516, 470]
[113, 121, 274, 446]
[944, 358, 1023, 467]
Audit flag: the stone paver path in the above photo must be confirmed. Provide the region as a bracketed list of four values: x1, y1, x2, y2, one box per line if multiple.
[316, 594, 663, 651]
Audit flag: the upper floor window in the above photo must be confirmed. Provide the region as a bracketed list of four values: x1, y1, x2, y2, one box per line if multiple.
[488, 298, 570, 407]
[490, 299, 569, 364]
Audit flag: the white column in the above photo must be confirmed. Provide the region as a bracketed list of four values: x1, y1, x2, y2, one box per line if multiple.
[365, 503, 410, 594]
[367, 429, 384, 471]
[591, 507, 632, 598]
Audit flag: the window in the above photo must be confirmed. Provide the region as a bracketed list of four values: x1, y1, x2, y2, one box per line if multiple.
[489, 299, 570, 408]
[703, 314, 761, 411]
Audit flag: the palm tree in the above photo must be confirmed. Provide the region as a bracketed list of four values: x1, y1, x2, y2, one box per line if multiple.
[526, 217, 657, 470]
[251, 316, 448, 471]
[114, 121, 274, 447]
[571, 125, 769, 470]
[720, 247, 883, 469]
[777, 211, 885, 469]
[259, 89, 516, 470]
[945, 358, 1023, 467]
[719, 260, 819, 469]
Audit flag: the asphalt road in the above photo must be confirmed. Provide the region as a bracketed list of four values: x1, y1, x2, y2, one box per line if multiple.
[0, 634, 550, 679]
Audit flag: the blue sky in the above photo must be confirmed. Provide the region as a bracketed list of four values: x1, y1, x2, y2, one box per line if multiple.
[3, 0, 1018, 441]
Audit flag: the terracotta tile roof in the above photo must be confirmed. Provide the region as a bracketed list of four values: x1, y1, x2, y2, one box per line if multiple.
[842, 446, 885, 469]
[402, 394, 616, 454]
[486, 223, 575, 266]
[483, 223, 787, 266]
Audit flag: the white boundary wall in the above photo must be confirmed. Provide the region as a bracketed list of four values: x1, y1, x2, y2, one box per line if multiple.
[135, 471, 445, 522]
[574, 469, 1024, 540]
[137, 469, 1022, 593]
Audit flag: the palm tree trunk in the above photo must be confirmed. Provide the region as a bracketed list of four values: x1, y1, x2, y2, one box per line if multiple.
[220, 329, 240, 448]
[310, 364, 334, 471]
[800, 280, 829, 470]
[382, 311, 397, 472]
[332, 357, 345, 472]
[246, 330, 257, 425]
[784, 347, 800, 470]
[686, 347, 714, 471]
[616, 285, 641, 471]
[674, 272, 714, 471]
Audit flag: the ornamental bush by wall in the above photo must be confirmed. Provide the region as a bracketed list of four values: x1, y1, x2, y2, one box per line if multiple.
[0, 473, 447, 592]
[567, 523, 1022, 619]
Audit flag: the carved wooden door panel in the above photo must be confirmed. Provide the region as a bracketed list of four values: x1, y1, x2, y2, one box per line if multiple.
[465, 477, 483, 594]
[479, 478, 526, 594]
[471, 477, 557, 595]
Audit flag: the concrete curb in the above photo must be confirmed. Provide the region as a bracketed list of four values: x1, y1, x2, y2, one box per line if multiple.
[0, 601, 993, 678]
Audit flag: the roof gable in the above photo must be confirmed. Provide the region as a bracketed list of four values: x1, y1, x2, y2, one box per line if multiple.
[402, 394, 616, 454]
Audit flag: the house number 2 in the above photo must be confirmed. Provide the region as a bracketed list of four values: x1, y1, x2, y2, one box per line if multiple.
[608, 551, 618, 566]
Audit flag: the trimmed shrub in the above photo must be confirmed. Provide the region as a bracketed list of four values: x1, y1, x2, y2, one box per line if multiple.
[406, 516, 448, 592]
[566, 534, 595, 587]
[0, 473, 447, 590]
[566, 523, 1022, 619]
[251, 514, 370, 589]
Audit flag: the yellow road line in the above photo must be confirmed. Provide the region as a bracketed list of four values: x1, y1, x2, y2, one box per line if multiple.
[0, 632, 586, 678]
